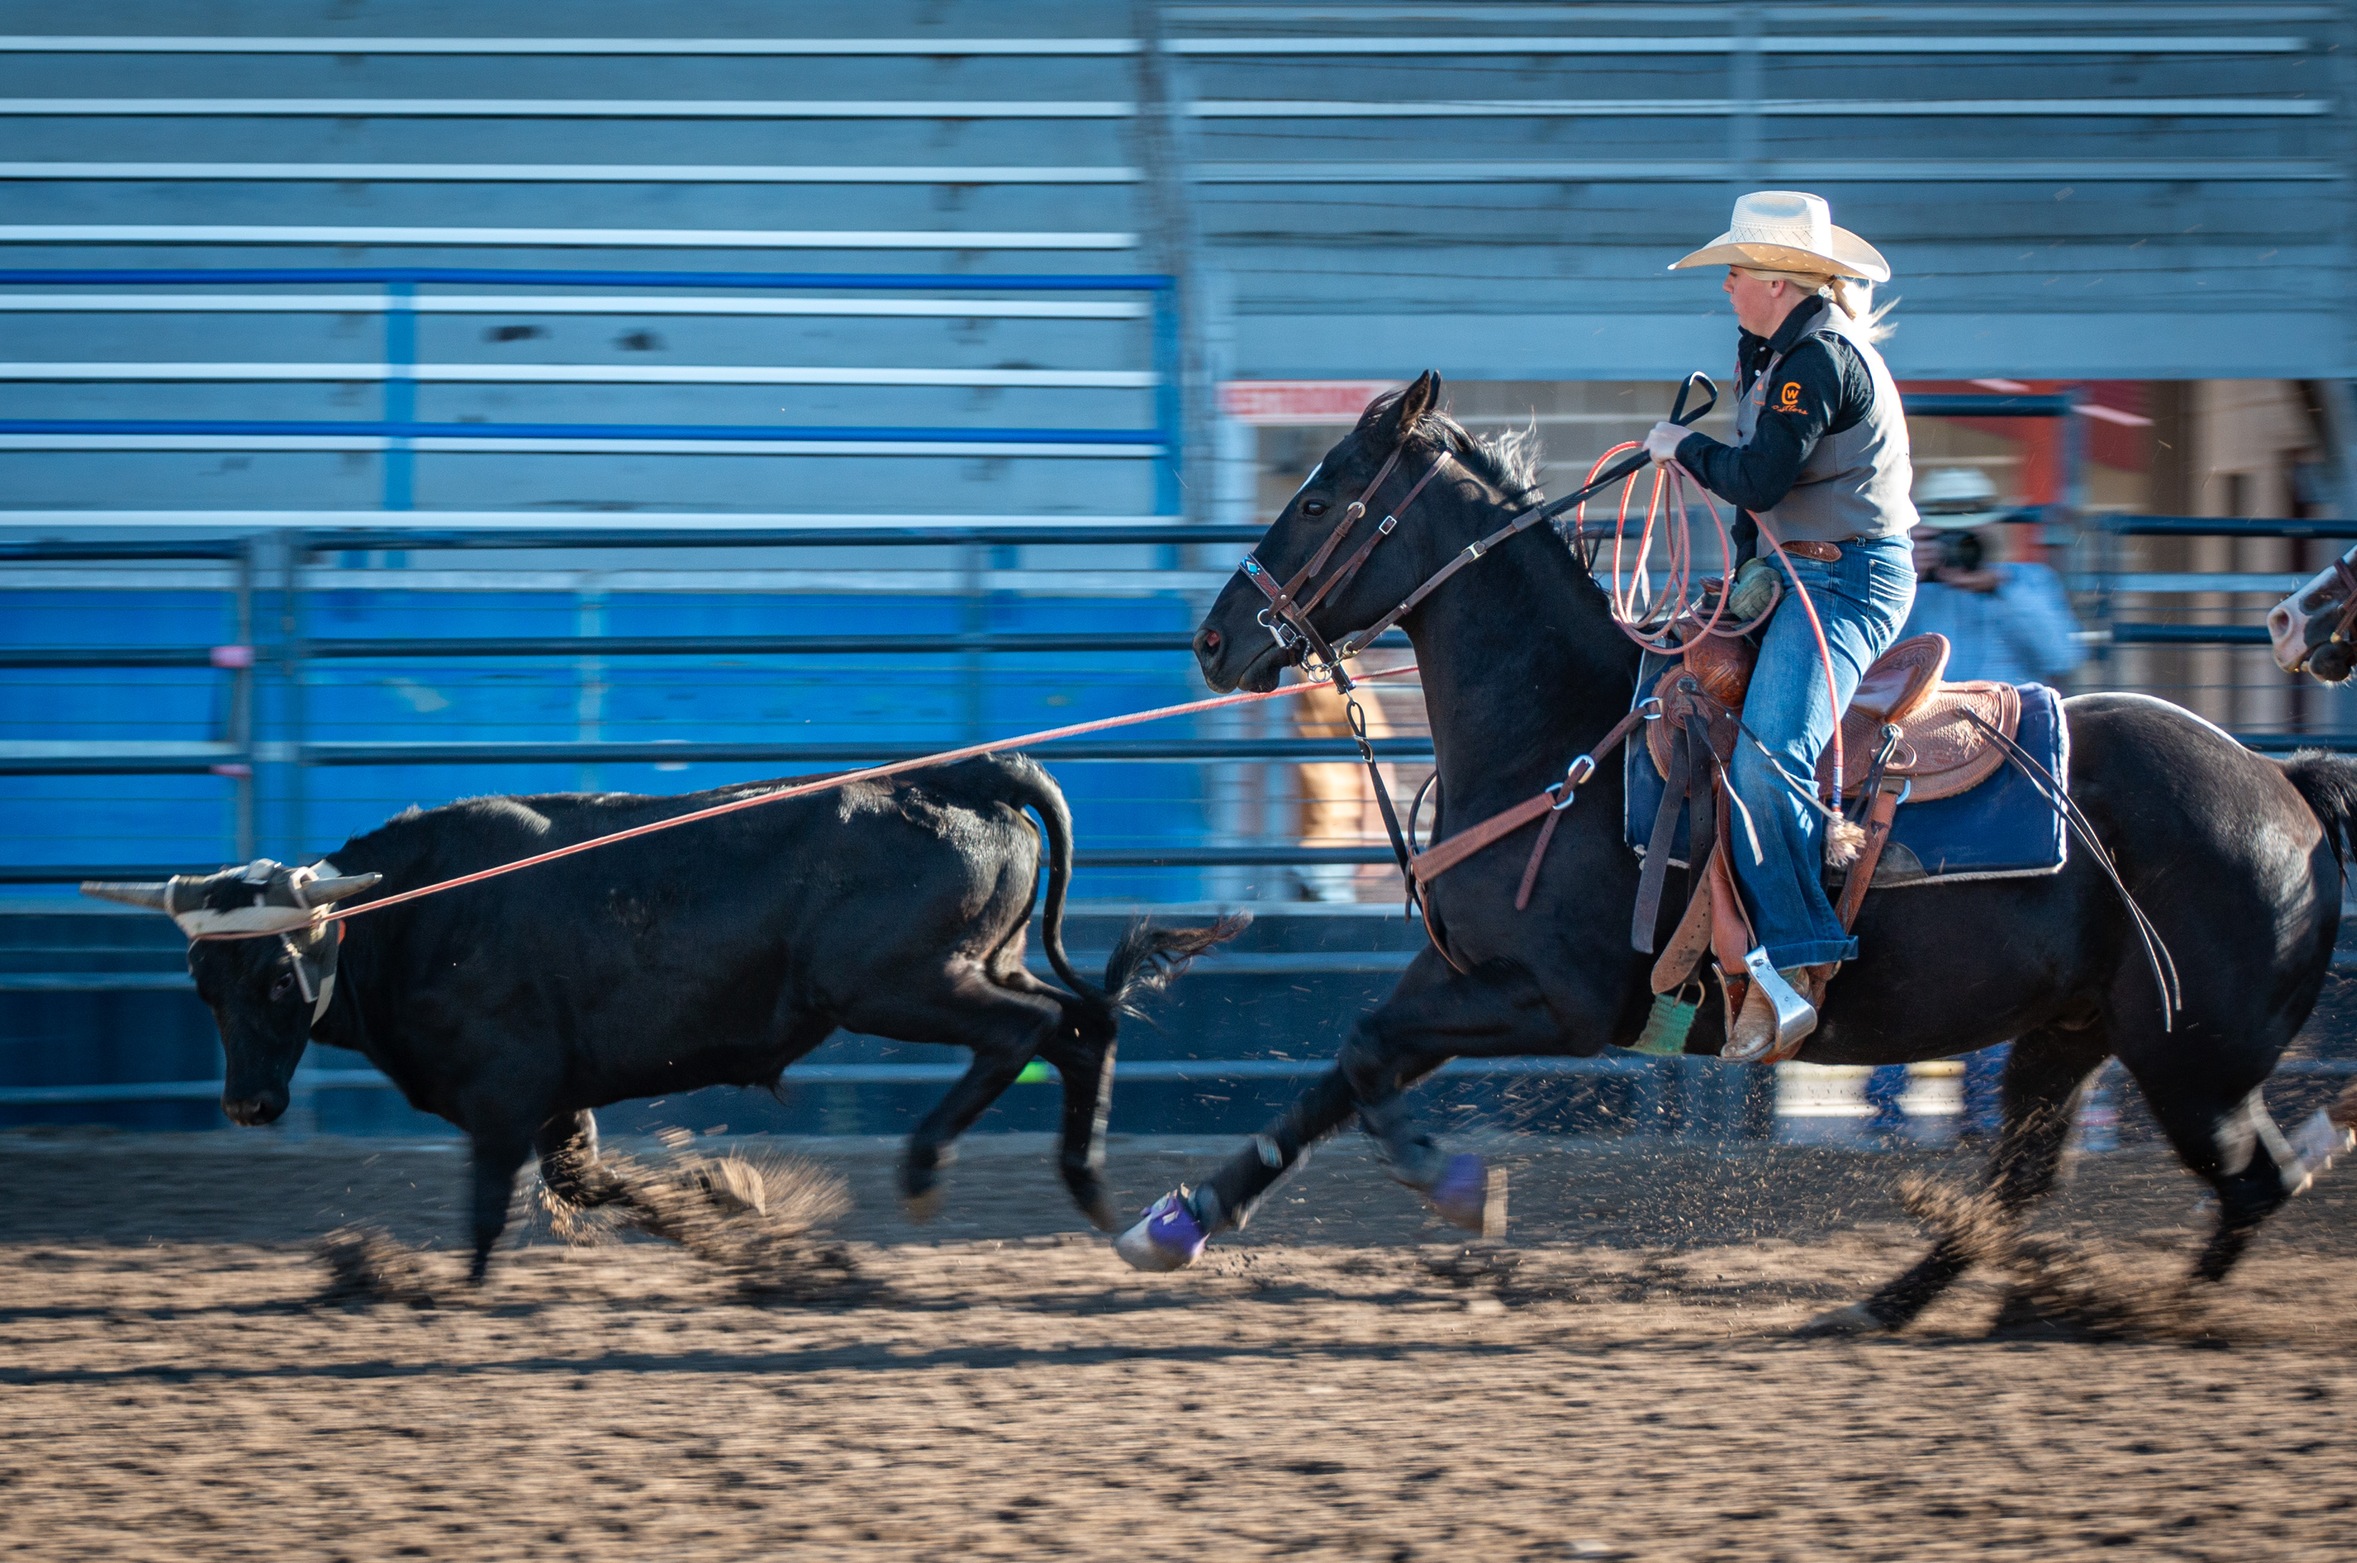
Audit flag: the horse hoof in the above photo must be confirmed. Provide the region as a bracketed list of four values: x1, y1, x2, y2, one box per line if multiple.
[1113, 1190, 1207, 1272]
[901, 1185, 943, 1224]
[1794, 1302, 1887, 1339]
[1429, 1153, 1505, 1237]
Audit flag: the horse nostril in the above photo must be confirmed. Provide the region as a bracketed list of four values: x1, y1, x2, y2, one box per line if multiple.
[1197, 627, 1222, 655]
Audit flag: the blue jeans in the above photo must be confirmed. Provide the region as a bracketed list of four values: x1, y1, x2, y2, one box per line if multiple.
[1726, 535, 1917, 968]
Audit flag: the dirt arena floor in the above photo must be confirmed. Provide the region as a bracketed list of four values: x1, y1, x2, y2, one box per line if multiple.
[2, 1128, 2354, 1562]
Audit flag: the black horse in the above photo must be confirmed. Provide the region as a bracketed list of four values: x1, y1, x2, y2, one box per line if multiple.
[1119, 371, 2355, 1331]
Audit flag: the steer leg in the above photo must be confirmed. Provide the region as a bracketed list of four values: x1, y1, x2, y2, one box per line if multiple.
[534, 1109, 635, 1215]
[466, 1128, 536, 1284]
[845, 965, 1068, 1221]
[1036, 1011, 1118, 1231]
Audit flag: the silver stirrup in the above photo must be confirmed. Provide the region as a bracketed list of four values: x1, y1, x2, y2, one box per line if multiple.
[1741, 946, 1818, 1052]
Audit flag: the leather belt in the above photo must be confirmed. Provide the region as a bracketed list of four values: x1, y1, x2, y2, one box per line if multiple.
[1782, 540, 1842, 563]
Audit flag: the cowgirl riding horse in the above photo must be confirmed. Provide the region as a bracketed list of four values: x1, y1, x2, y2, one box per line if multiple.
[1641, 190, 1918, 1061]
[1118, 193, 2357, 1331]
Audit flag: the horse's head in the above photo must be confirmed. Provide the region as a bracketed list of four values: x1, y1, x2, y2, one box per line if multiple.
[2269, 550, 2357, 682]
[1196, 370, 1493, 693]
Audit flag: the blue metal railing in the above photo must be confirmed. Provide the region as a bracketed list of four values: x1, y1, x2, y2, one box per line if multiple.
[0, 265, 1183, 512]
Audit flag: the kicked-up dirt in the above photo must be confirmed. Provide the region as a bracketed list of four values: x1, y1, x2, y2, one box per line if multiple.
[1, 1128, 2354, 1561]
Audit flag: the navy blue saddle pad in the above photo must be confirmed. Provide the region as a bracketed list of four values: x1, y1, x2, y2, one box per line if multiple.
[1622, 681, 2068, 886]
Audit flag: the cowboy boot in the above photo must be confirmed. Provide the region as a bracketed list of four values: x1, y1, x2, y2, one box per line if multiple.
[1721, 951, 1825, 1063]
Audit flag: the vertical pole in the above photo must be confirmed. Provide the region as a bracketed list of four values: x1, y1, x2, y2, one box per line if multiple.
[1131, 0, 1204, 521]
[576, 580, 605, 793]
[383, 280, 416, 511]
[232, 537, 257, 861]
[961, 539, 988, 742]
[1152, 286, 1184, 518]
[281, 530, 308, 861]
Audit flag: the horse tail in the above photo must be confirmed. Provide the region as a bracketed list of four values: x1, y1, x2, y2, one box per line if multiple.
[988, 754, 1249, 1018]
[2281, 749, 2357, 869]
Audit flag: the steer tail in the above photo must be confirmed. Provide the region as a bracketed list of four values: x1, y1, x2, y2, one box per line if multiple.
[998, 753, 1095, 1002]
[2284, 749, 2357, 869]
[1098, 913, 1254, 1018]
[996, 753, 1248, 1016]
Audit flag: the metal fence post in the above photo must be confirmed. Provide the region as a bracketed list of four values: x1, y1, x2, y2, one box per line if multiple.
[382, 279, 416, 511]
[576, 579, 605, 793]
[281, 530, 309, 860]
[231, 536, 257, 861]
[1152, 284, 1184, 518]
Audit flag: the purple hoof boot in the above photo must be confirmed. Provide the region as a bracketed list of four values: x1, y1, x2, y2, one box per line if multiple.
[1114, 1189, 1208, 1272]
[1428, 1153, 1503, 1236]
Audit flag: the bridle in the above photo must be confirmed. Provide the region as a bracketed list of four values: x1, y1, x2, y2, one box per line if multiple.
[1228, 374, 1722, 902]
[1239, 442, 1450, 681]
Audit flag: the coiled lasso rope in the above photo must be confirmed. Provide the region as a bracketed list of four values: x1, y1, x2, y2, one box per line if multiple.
[1577, 443, 1848, 807]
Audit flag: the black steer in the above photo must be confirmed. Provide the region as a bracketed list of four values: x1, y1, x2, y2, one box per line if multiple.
[86, 755, 1239, 1279]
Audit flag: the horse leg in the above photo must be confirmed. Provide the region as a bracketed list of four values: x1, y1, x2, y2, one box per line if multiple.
[1806, 1026, 2108, 1335]
[1341, 964, 1561, 1231]
[2125, 1065, 2299, 1285]
[1114, 952, 1562, 1270]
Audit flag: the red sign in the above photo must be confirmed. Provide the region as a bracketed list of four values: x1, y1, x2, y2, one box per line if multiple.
[1218, 380, 1397, 427]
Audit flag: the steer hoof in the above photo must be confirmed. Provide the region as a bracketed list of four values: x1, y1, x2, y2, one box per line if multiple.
[1428, 1153, 1505, 1237]
[1114, 1190, 1208, 1272]
[901, 1184, 944, 1224]
[1794, 1302, 1889, 1339]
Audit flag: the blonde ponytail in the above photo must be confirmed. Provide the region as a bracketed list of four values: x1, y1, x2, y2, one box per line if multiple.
[1826, 276, 1896, 344]
[1734, 266, 1896, 345]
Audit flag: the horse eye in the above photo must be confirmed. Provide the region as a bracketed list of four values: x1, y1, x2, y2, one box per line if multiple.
[1301, 499, 1328, 518]
[269, 972, 296, 1002]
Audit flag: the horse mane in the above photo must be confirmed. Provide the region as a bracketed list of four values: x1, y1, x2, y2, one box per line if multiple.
[1361, 386, 1544, 506]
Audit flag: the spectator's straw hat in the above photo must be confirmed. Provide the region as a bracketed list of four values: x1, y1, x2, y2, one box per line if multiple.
[1670, 191, 1890, 283]
[1913, 467, 2009, 530]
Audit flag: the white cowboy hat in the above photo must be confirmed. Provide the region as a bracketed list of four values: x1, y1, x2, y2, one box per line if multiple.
[1912, 467, 2008, 530]
[1670, 190, 1890, 284]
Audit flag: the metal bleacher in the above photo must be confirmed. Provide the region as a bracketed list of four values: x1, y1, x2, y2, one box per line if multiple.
[2, 4, 2351, 1133]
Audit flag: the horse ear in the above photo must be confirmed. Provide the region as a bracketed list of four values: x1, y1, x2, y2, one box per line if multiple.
[1365, 370, 1443, 451]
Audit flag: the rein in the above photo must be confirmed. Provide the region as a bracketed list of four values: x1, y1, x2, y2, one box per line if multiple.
[1232, 375, 1728, 906]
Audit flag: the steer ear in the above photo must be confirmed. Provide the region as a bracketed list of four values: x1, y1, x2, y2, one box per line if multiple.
[81, 880, 177, 913]
[303, 872, 382, 906]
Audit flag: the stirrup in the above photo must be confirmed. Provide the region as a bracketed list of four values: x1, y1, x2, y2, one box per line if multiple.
[1727, 946, 1817, 1061]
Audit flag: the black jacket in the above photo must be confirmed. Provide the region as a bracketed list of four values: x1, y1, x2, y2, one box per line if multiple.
[1673, 294, 1878, 518]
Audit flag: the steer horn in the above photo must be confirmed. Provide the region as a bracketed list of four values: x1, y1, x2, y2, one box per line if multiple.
[80, 879, 184, 913]
[301, 871, 383, 906]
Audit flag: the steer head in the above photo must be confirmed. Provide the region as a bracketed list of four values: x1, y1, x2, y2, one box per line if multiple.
[82, 861, 380, 1126]
[2268, 547, 2357, 682]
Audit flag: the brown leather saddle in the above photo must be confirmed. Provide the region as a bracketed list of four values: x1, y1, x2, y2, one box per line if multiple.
[1635, 631, 2025, 1061]
[1644, 631, 2020, 802]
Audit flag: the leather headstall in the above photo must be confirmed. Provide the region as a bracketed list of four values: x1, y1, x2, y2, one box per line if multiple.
[1238, 444, 1449, 681]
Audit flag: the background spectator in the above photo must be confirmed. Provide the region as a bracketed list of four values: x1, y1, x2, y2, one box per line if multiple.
[1900, 467, 2086, 687]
